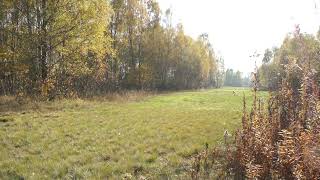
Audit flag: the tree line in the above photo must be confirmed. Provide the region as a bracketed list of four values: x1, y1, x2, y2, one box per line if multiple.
[224, 69, 250, 87]
[0, 0, 225, 98]
[258, 25, 320, 91]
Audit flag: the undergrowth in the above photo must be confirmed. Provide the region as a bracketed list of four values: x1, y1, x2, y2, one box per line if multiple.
[190, 62, 320, 179]
[0, 90, 155, 113]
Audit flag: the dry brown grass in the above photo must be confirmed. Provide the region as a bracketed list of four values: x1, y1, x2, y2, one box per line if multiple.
[0, 90, 155, 113]
[190, 62, 320, 179]
[0, 95, 39, 113]
[233, 64, 320, 179]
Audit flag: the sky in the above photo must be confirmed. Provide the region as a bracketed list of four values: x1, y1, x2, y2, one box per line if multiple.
[157, 0, 320, 74]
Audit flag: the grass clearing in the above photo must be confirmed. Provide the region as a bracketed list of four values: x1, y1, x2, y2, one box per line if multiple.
[0, 88, 267, 179]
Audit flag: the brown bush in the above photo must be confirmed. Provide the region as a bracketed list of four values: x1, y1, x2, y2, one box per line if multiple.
[190, 62, 320, 179]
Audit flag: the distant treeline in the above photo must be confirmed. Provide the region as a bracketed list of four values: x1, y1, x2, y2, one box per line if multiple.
[0, 0, 224, 98]
[224, 69, 251, 87]
[258, 26, 320, 91]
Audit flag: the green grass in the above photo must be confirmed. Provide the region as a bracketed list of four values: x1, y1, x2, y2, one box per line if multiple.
[0, 88, 267, 179]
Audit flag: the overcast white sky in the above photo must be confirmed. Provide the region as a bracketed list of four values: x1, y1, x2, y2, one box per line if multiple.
[157, 0, 320, 73]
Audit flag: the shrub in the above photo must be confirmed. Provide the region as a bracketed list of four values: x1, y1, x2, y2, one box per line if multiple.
[190, 61, 320, 179]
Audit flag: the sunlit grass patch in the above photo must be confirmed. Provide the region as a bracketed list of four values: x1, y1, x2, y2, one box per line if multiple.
[0, 88, 267, 179]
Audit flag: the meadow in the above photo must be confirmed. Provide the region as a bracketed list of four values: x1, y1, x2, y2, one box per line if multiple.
[0, 88, 267, 179]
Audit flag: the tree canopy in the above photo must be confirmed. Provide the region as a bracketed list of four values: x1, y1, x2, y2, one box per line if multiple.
[258, 27, 320, 91]
[0, 0, 223, 98]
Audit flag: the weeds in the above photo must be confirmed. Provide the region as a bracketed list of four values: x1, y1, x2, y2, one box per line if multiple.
[190, 61, 320, 179]
[0, 90, 154, 113]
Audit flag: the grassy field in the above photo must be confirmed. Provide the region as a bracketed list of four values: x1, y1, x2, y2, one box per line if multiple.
[0, 88, 267, 179]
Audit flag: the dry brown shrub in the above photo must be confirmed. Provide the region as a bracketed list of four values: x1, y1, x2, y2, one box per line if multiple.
[190, 61, 320, 179]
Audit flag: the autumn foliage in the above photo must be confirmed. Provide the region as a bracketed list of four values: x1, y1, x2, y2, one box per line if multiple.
[0, 0, 224, 99]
